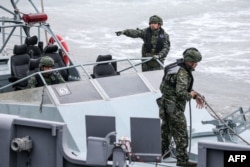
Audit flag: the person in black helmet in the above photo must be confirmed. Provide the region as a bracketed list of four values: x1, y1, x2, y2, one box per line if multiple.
[158, 48, 205, 167]
[116, 15, 170, 72]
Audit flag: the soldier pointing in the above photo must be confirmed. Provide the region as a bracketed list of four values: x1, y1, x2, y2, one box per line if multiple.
[116, 15, 170, 72]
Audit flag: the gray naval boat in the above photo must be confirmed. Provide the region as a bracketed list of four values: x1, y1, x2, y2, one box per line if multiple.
[0, 0, 250, 167]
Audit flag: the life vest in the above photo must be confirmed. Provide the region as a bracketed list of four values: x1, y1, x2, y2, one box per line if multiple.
[144, 27, 165, 54]
[160, 59, 194, 92]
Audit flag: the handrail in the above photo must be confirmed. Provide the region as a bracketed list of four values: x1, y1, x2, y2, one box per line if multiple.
[0, 65, 81, 91]
[0, 57, 163, 92]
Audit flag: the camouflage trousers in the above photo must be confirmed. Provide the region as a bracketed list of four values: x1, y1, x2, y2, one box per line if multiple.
[161, 109, 189, 162]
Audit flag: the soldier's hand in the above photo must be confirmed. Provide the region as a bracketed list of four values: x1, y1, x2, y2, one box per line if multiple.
[153, 55, 160, 59]
[115, 31, 123, 36]
[190, 91, 198, 99]
[191, 91, 205, 109]
[196, 96, 205, 109]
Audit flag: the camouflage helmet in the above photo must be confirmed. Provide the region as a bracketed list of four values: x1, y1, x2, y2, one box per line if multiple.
[39, 56, 54, 68]
[183, 48, 202, 62]
[149, 15, 163, 25]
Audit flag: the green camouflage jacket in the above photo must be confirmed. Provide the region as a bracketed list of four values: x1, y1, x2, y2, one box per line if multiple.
[27, 71, 65, 88]
[123, 27, 170, 59]
[160, 65, 193, 100]
[159, 65, 193, 113]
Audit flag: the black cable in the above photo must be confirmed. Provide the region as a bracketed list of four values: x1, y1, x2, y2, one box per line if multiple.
[188, 100, 192, 155]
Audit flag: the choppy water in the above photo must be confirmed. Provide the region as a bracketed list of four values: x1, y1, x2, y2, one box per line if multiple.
[1, 0, 250, 114]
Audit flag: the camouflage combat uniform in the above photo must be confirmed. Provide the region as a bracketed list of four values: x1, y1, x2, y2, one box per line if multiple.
[27, 71, 65, 88]
[116, 15, 170, 72]
[27, 56, 65, 88]
[159, 63, 193, 162]
[158, 48, 202, 165]
[123, 28, 170, 71]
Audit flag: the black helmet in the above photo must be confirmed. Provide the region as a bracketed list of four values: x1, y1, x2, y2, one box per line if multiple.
[149, 15, 163, 25]
[39, 56, 54, 68]
[183, 48, 202, 62]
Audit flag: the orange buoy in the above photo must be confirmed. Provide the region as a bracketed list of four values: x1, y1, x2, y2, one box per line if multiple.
[48, 35, 70, 66]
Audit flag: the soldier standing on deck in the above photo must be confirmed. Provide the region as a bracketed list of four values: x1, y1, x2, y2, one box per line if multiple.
[158, 48, 205, 167]
[116, 15, 170, 72]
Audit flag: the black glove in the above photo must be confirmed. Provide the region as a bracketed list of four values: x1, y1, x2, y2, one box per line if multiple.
[115, 31, 123, 36]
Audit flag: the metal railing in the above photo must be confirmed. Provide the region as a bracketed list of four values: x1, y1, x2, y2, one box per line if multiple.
[0, 57, 163, 92]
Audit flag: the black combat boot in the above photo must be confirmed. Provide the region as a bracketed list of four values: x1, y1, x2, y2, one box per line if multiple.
[176, 161, 197, 167]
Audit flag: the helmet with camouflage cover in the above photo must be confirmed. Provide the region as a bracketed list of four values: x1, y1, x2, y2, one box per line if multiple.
[149, 15, 163, 25]
[39, 56, 54, 68]
[183, 48, 202, 62]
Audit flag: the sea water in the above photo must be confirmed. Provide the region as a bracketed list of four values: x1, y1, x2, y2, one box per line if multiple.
[1, 0, 250, 115]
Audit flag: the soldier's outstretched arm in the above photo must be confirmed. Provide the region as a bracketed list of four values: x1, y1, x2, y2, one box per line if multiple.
[116, 28, 145, 38]
[115, 31, 124, 36]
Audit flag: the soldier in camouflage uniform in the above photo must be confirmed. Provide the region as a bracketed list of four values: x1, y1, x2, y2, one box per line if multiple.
[158, 48, 205, 167]
[27, 56, 65, 88]
[116, 15, 170, 72]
